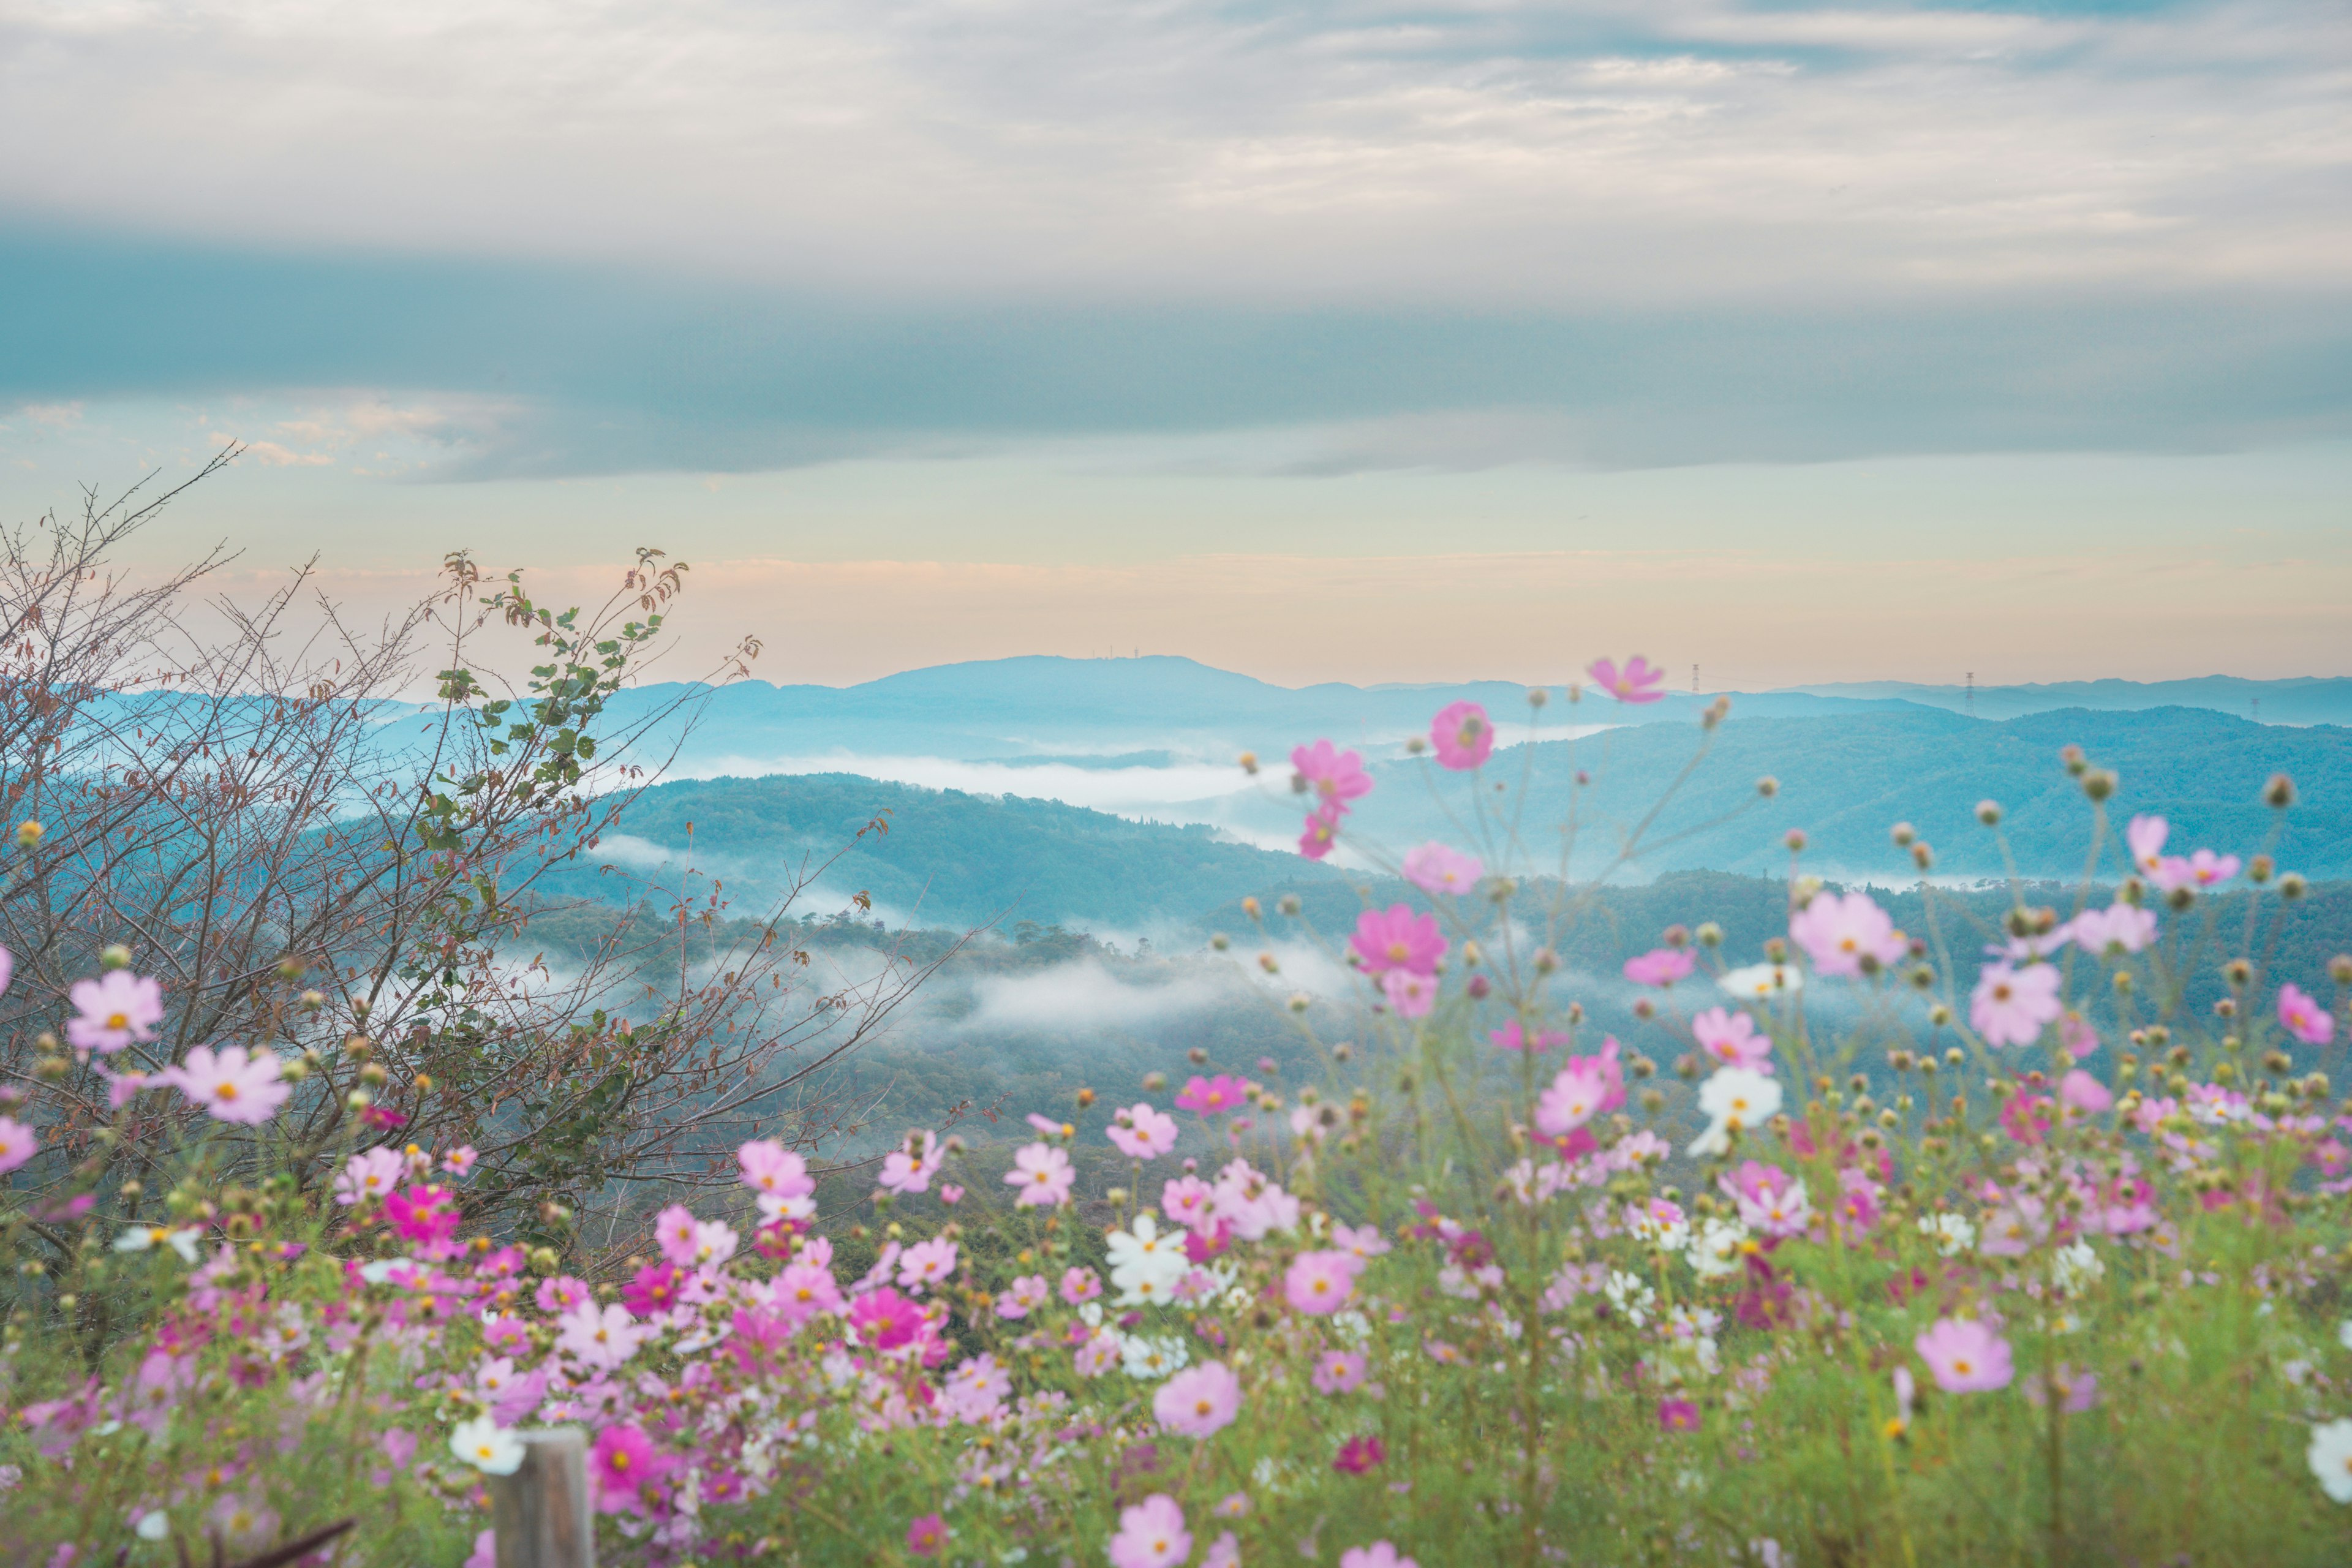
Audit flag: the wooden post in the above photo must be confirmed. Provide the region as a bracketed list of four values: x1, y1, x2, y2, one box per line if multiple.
[490, 1428, 596, 1568]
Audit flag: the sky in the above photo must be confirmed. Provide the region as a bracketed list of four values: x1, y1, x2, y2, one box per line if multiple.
[1, 0, 2347, 688]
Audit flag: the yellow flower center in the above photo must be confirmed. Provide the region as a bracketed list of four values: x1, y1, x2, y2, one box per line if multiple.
[215, 1082, 239, 1101]
[107, 1011, 130, 1029]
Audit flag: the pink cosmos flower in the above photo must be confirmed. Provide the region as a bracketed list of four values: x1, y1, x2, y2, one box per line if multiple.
[100, 1069, 153, 1109]
[1006, 1142, 1074, 1207]
[1349, 905, 1446, 976]
[1657, 1398, 1701, 1432]
[1299, 804, 1346, 860]
[906, 1514, 946, 1557]
[2280, 982, 2336, 1046]
[160, 1045, 288, 1125]
[1623, 947, 1694, 987]
[1162, 1175, 1217, 1228]
[1915, 1317, 2013, 1393]
[738, 1139, 814, 1202]
[879, 1130, 945, 1194]
[558, 1302, 646, 1371]
[2023, 1365, 2100, 1413]
[654, 1204, 703, 1267]
[1313, 1350, 1367, 1393]
[848, 1286, 927, 1353]
[1284, 1250, 1358, 1316]
[589, 1423, 669, 1510]
[897, 1236, 959, 1294]
[1205, 1533, 1240, 1568]
[2070, 902, 2156, 956]
[2154, 848, 2240, 891]
[535, 1275, 592, 1314]
[1153, 1359, 1243, 1438]
[1789, 891, 1906, 978]
[1108, 1494, 1192, 1568]
[2059, 1012, 2100, 1059]
[1970, 962, 2064, 1047]
[1999, 1093, 2053, 1146]
[1333, 1434, 1387, 1474]
[995, 1273, 1050, 1319]
[1381, 970, 1436, 1017]
[1108, 1102, 1180, 1160]
[1488, 1019, 1567, 1054]
[440, 1145, 478, 1178]
[1401, 842, 1484, 895]
[1588, 655, 1666, 703]
[1429, 700, 1494, 770]
[1534, 1060, 1611, 1138]
[1060, 1265, 1104, 1303]
[384, 1183, 464, 1248]
[2059, 1069, 2114, 1119]
[335, 1147, 404, 1207]
[940, 1183, 964, 1205]
[1725, 1163, 1811, 1237]
[1330, 1222, 1391, 1263]
[0, 1115, 37, 1175]
[2126, 813, 2168, 877]
[1691, 1007, 1773, 1072]
[771, 1260, 845, 1322]
[66, 969, 164, 1054]
[941, 1353, 1011, 1422]
[1292, 739, 1374, 806]
[1074, 1326, 1122, 1376]
[1176, 1074, 1252, 1117]
[1339, 1546, 1415, 1568]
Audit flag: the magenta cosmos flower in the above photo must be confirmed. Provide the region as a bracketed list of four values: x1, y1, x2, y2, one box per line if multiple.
[1108, 1494, 1191, 1568]
[1623, 947, 1694, 986]
[1657, 1397, 1702, 1432]
[1692, 1007, 1773, 1072]
[1154, 1359, 1243, 1438]
[589, 1423, 669, 1510]
[905, 1514, 946, 1557]
[1349, 905, 1446, 976]
[162, 1045, 290, 1125]
[1292, 740, 1374, 807]
[1005, 1142, 1074, 1207]
[1588, 655, 1665, 703]
[1284, 1250, 1359, 1315]
[2279, 983, 2336, 1046]
[1428, 700, 1494, 769]
[1789, 891, 1906, 978]
[1333, 1434, 1387, 1474]
[1970, 962, 2063, 1047]
[1401, 842, 1483, 895]
[1299, 803, 1345, 861]
[1108, 1101, 1180, 1160]
[0, 1115, 36, 1175]
[1915, 1317, 2013, 1393]
[66, 969, 164, 1054]
[1175, 1074, 1251, 1116]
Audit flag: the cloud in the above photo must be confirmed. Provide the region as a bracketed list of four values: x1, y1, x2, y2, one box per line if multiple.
[962, 957, 1237, 1034]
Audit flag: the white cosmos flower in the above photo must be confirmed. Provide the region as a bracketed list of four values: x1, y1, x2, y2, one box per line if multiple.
[1106, 1214, 1191, 1306]
[1719, 963, 1803, 999]
[113, 1225, 203, 1264]
[1120, 1333, 1191, 1381]
[1918, 1213, 1977, 1257]
[451, 1416, 526, 1476]
[2051, 1241, 2104, 1297]
[1688, 1068, 1784, 1158]
[2307, 1419, 2352, 1504]
[1687, 1218, 1749, 1278]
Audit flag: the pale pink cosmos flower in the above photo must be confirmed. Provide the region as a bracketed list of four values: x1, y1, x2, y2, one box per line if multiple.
[1534, 1060, 1611, 1138]
[770, 1261, 843, 1323]
[2059, 1012, 2100, 1059]
[1329, 1223, 1392, 1264]
[1381, 970, 1436, 1018]
[557, 1302, 646, 1371]
[1108, 1102, 1180, 1160]
[2070, 902, 2157, 956]
[1588, 656, 1665, 704]
[1075, 1327, 1123, 1377]
[1349, 905, 1446, 976]
[1488, 1019, 1567, 1054]
[1429, 700, 1494, 770]
[897, 1237, 958, 1294]
[336, 1147, 404, 1205]
[1313, 1349, 1368, 1393]
[66, 970, 164, 1054]
[2154, 848, 2240, 891]
[2280, 983, 2336, 1047]
[161, 1046, 288, 1125]
[1108, 1494, 1192, 1568]
[100, 1069, 154, 1109]
[1060, 1265, 1103, 1303]
[2059, 1069, 2114, 1120]
[1401, 842, 1483, 895]
[1728, 1165, 1811, 1237]
[1970, 962, 2063, 1047]
[1299, 804, 1346, 861]
[441, 1145, 478, 1178]
[1204, 1533, 1240, 1568]
[1789, 891, 1907, 978]
[878, 1130, 945, 1194]
[941, 1353, 1012, 1422]
[1161, 1175, 1216, 1229]
[1622, 948, 1694, 987]
[1691, 1007, 1773, 1073]
[737, 1139, 813, 1202]
[654, 1204, 703, 1267]
[1284, 1250, 1358, 1316]
[1914, 1317, 2013, 1393]
[1339, 1544, 1417, 1568]
[995, 1273, 1050, 1319]
[1153, 1360, 1243, 1438]
[1006, 1142, 1074, 1208]
[690, 1218, 737, 1267]
[0, 1114, 36, 1175]
[1291, 740, 1374, 807]
[2126, 814, 2168, 877]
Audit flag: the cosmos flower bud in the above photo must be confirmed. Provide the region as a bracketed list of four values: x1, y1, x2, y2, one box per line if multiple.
[1532, 948, 1559, 974]
[1784, 829, 1807, 852]
[1526, 687, 1548, 708]
[1890, 822, 1915, 846]
[2280, 872, 2306, 899]
[15, 820, 42, 848]
[1278, 894, 1301, 916]
[2081, 770, 2116, 802]
[2059, 744, 2086, 775]
[1238, 751, 1258, 775]
[2264, 774, 2295, 809]
[100, 944, 133, 971]
[1210, 933, 1230, 951]
[1975, 800, 2002, 826]
[1757, 777, 1779, 798]
[1405, 736, 1427, 755]
[1695, 922, 1722, 948]
[2248, 855, 2273, 884]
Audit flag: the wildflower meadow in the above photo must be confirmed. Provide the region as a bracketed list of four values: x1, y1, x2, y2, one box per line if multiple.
[5, 615, 2352, 1564]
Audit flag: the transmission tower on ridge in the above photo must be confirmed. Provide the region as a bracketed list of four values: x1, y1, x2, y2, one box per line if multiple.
[1966, 672, 1975, 718]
